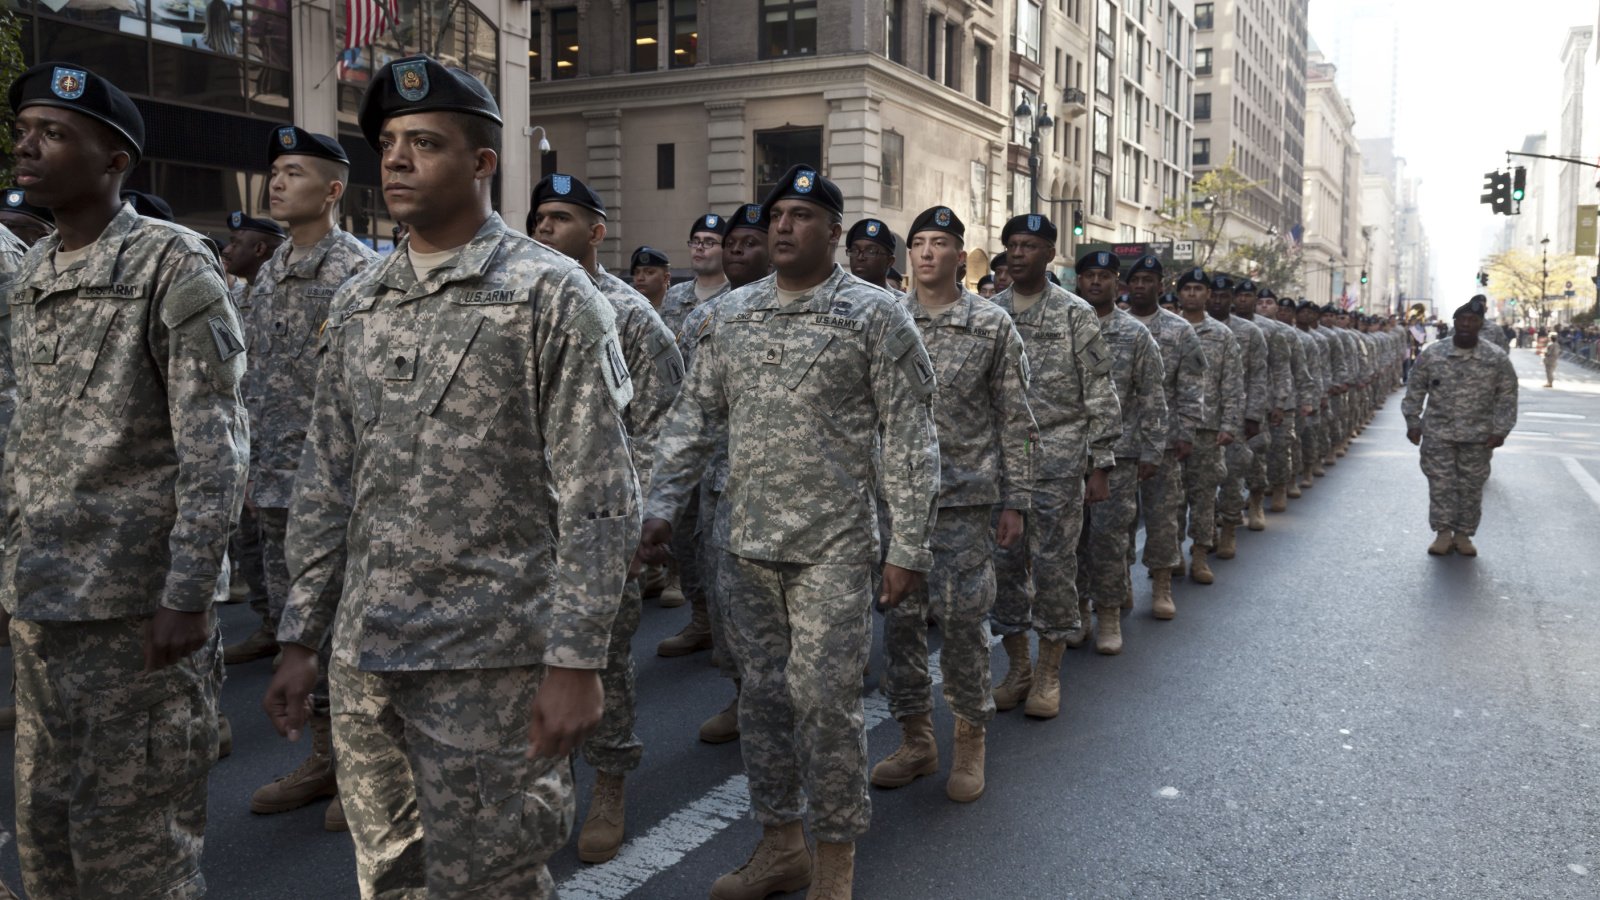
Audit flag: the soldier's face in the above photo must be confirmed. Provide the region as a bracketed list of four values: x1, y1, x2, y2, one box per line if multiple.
[377, 112, 492, 231]
[1258, 297, 1277, 317]
[769, 200, 839, 276]
[1207, 289, 1232, 318]
[1234, 291, 1257, 317]
[1126, 271, 1161, 304]
[0, 211, 51, 247]
[1077, 268, 1117, 304]
[1179, 283, 1209, 313]
[532, 202, 603, 262]
[1276, 304, 1295, 324]
[722, 227, 771, 288]
[269, 155, 342, 225]
[631, 265, 670, 303]
[1454, 313, 1483, 341]
[908, 232, 961, 291]
[11, 107, 132, 211]
[688, 230, 723, 276]
[847, 239, 893, 284]
[978, 283, 996, 298]
[993, 267, 1012, 291]
[1005, 237, 1054, 285]
[220, 231, 269, 279]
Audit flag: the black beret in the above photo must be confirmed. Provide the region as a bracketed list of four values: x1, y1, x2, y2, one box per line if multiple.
[1455, 295, 1488, 319]
[990, 252, 1008, 272]
[1175, 267, 1209, 289]
[533, 172, 606, 219]
[1210, 272, 1236, 292]
[9, 63, 144, 161]
[630, 246, 670, 269]
[847, 218, 895, 250]
[1159, 292, 1180, 305]
[357, 55, 502, 151]
[227, 209, 285, 238]
[1297, 299, 1319, 312]
[907, 206, 964, 241]
[1125, 254, 1163, 279]
[1, 187, 53, 225]
[689, 213, 724, 239]
[122, 190, 173, 221]
[1276, 296, 1296, 309]
[976, 274, 995, 288]
[1001, 213, 1057, 244]
[725, 203, 769, 235]
[888, 266, 903, 282]
[1321, 303, 1341, 315]
[1257, 286, 1277, 300]
[269, 125, 349, 165]
[1074, 250, 1120, 276]
[759, 164, 844, 218]
[1236, 278, 1258, 294]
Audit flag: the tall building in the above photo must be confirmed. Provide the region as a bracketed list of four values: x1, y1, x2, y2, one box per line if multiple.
[1394, 158, 1433, 312]
[1506, 133, 1557, 255]
[1358, 139, 1396, 313]
[1299, 48, 1358, 307]
[1556, 24, 1597, 254]
[526, 1, 1011, 275]
[1190, 0, 1307, 249]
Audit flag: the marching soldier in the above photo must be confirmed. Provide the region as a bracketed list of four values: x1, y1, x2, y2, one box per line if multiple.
[1262, 289, 1318, 507]
[1301, 303, 1334, 482]
[1212, 274, 1267, 560]
[659, 212, 729, 335]
[263, 56, 639, 897]
[629, 245, 671, 310]
[1543, 326, 1562, 387]
[639, 165, 939, 900]
[1403, 295, 1518, 557]
[845, 217, 901, 297]
[219, 208, 284, 308]
[0, 220, 27, 734]
[1232, 279, 1293, 524]
[1173, 269, 1241, 584]
[6, 62, 247, 897]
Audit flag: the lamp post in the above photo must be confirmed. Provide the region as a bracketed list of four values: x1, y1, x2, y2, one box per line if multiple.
[1541, 235, 1551, 320]
[1013, 96, 1054, 215]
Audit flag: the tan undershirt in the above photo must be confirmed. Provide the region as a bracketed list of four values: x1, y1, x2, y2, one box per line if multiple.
[408, 246, 459, 281]
[53, 241, 95, 272]
[1011, 288, 1045, 314]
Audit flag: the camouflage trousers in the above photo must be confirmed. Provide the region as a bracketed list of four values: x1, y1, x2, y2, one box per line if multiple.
[992, 477, 1086, 641]
[669, 491, 706, 617]
[1134, 452, 1186, 571]
[259, 504, 331, 715]
[701, 484, 739, 681]
[583, 577, 643, 775]
[1268, 414, 1298, 488]
[234, 502, 269, 622]
[1183, 431, 1226, 548]
[1077, 463, 1138, 611]
[11, 615, 221, 900]
[1328, 394, 1349, 449]
[1218, 436, 1260, 526]
[329, 662, 575, 899]
[719, 556, 872, 843]
[1418, 437, 1496, 536]
[1249, 424, 1273, 492]
[1300, 409, 1327, 473]
[883, 505, 996, 725]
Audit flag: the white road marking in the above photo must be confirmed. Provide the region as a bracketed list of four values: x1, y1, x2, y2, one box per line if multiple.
[1561, 457, 1600, 510]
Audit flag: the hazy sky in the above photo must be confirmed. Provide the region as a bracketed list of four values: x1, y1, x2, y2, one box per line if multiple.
[1309, 0, 1598, 303]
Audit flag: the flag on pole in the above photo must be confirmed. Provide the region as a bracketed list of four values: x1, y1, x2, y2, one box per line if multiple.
[345, 0, 396, 50]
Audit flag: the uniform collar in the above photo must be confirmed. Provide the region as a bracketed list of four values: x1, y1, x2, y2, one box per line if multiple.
[276, 227, 348, 281]
[907, 288, 976, 327]
[757, 264, 850, 313]
[374, 213, 509, 301]
[42, 202, 142, 288]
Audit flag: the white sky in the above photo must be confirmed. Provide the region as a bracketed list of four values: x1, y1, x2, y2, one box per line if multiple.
[1308, 0, 1598, 302]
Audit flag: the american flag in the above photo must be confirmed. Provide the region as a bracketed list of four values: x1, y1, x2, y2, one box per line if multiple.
[344, 0, 396, 50]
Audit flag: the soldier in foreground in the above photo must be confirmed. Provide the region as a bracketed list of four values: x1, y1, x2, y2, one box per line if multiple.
[1403, 295, 1518, 557]
[263, 56, 638, 897]
[640, 165, 939, 900]
[6, 61, 247, 897]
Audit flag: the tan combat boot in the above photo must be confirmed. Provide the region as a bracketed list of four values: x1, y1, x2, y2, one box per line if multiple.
[577, 771, 626, 863]
[1150, 568, 1176, 620]
[1335, 444, 1347, 458]
[1269, 485, 1288, 513]
[1311, 461, 1327, 477]
[946, 718, 986, 802]
[806, 841, 855, 900]
[657, 573, 686, 609]
[323, 795, 347, 832]
[1427, 531, 1455, 556]
[656, 598, 713, 657]
[709, 821, 812, 900]
[1095, 608, 1123, 655]
[1189, 546, 1215, 585]
[699, 686, 741, 744]
[1064, 599, 1092, 649]
[251, 714, 337, 813]
[640, 564, 667, 599]
[1247, 493, 1267, 530]
[1286, 481, 1302, 499]
[1024, 639, 1067, 719]
[1453, 532, 1478, 557]
[870, 714, 938, 788]
[223, 626, 279, 665]
[1216, 524, 1238, 560]
[992, 633, 1032, 711]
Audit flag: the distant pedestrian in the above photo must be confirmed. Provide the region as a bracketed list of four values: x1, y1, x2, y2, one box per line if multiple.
[1543, 332, 1562, 387]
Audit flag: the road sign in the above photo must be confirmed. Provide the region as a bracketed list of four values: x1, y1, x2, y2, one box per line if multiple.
[1174, 241, 1195, 261]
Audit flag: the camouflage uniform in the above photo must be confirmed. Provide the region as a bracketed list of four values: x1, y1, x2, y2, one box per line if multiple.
[226, 274, 271, 615]
[1268, 315, 1318, 488]
[1402, 340, 1518, 536]
[990, 284, 1120, 640]
[1077, 309, 1166, 612]
[3, 204, 246, 899]
[883, 290, 1032, 726]
[585, 268, 682, 775]
[1319, 323, 1352, 450]
[645, 265, 939, 844]
[0, 223, 24, 510]
[244, 228, 377, 661]
[1129, 308, 1204, 571]
[1219, 315, 1268, 526]
[278, 214, 639, 898]
[1254, 313, 1301, 491]
[659, 278, 728, 340]
[1183, 317, 1242, 548]
[1303, 326, 1334, 468]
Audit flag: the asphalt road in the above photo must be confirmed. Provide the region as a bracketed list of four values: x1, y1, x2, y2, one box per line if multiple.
[2, 345, 1598, 899]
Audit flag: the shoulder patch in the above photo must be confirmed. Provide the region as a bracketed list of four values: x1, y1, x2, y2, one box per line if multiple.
[160, 264, 229, 329]
[208, 316, 246, 362]
[561, 278, 620, 350]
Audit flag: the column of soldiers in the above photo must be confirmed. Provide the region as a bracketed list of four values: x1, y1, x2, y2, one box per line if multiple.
[0, 54, 1434, 900]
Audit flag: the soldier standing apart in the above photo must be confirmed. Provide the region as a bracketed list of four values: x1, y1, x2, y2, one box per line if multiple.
[640, 166, 939, 900]
[873, 206, 1031, 799]
[846, 217, 902, 297]
[241, 126, 379, 831]
[629, 245, 672, 311]
[5, 62, 248, 897]
[1404, 295, 1518, 558]
[1173, 269, 1242, 585]
[1211, 274, 1267, 560]
[1124, 255, 1204, 620]
[989, 215, 1120, 703]
[530, 172, 683, 864]
[263, 57, 639, 897]
[1543, 329, 1562, 387]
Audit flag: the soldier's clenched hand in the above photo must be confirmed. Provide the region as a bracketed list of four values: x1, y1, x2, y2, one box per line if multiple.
[1084, 468, 1111, 504]
[1407, 427, 1422, 446]
[638, 518, 674, 566]
[878, 564, 925, 609]
[528, 666, 604, 759]
[144, 608, 210, 671]
[995, 509, 1024, 549]
[262, 644, 319, 741]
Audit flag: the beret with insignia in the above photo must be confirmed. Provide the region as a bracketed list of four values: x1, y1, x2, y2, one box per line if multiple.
[1125, 253, 1163, 280]
[908, 206, 964, 241]
[1175, 267, 1210, 289]
[1276, 295, 1297, 309]
[122, 190, 174, 222]
[689, 213, 724, 239]
[847, 217, 895, 251]
[990, 252, 1009, 272]
[533, 172, 607, 219]
[268, 124, 349, 165]
[630, 246, 670, 270]
[1, 187, 53, 225]
[1159, 291, 1180, 306]
[1256, 285, 1276, 300]
[227, 209, 286, 238]
[724, 203, 770, 235]
[1236, 278, 1258, 294]
[759, 164, 844, 219]
[1297, 299, 1319, 312]
[1454, 294, 1488, 319]
[357, 54, 501, 151]
[1210, 272, 1236, 292]
[1074, 249, 1121, 276]
[9, 62, 145, 161]
[1001, 213, 1058, 244]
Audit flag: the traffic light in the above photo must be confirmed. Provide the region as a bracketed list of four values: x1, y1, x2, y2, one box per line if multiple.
[1477, 270, 1489, 287]
[1511, 166, 1526, 202]
[1480, 170, 1513, 215]
[1072, 209, 1084, 236]
[1359, 270, 1368, 285]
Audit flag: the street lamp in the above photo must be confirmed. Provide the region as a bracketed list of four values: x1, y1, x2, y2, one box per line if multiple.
[1541, 236, 1550, 318]
[1013, 96, 1054, 214]
[525, 124, 553, 154]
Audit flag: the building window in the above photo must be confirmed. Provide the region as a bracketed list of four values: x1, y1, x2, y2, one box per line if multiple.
[631, 0, 658, 72]
[885, 0, 903, 63]
[671, 0, 698, 67]
[944, 22, 958, 89]
[1010, 170, 1031, 216]
[974, 40, 992, 105]
[1194, 91, 1210, 120]
[971, 161, 990, 226]
[529, 11, 543, 83]
[553, 6, 580, 79]
[755, 127, 823, 199]
[761, 0, 818, 59]
[1094, 109, 1111, 156]
[1015, 0, 1042, 64]
[927, 13, 940, 80]
[882, 130, 904, 209]
[657, 143, 675, 190]
[1195, 47, 1211, 75]
[1098, 0, 1114, 36]
[1092, 169, 1110, 217]
[1095, 51, 1112, 97]
[1194, 2, 1213, 29]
